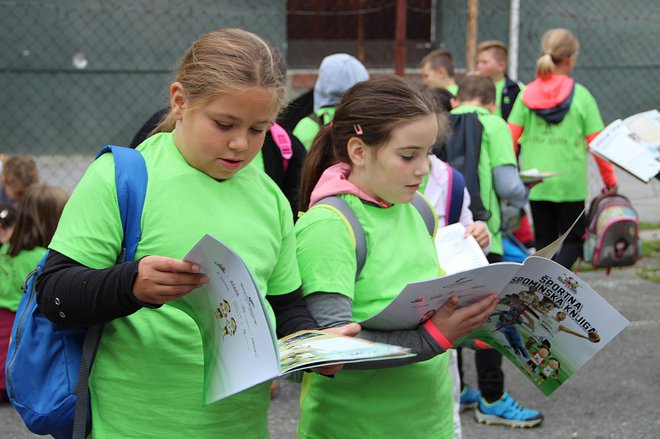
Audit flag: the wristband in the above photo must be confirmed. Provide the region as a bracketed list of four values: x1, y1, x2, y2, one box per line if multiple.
[423, 320, 454, 350]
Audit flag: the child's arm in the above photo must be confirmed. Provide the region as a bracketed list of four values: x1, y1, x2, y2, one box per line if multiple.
[586, 131, 618, 194]
[266, 288, 320, 338]
[492, 165, 529, 208]
[36, 250, 207, 327]
[305, 291, 497, 369]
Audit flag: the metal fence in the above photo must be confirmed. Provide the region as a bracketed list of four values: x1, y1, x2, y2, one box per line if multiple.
[1, 0, 658, 193]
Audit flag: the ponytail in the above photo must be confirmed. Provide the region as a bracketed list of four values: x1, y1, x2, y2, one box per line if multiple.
[152, 111, 177, 135]
[299, 126, 344, 212]
[535, 53, 556, 79]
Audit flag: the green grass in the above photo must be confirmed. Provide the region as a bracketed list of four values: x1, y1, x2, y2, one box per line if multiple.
[638, 265, 660, 283]
[639, 221, 660, 231]
[642, 239, 660, 259]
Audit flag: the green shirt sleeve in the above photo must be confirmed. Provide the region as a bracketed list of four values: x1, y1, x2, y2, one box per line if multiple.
[49, 153, 123, 269]
[265, 201, 302, 296]
[295, 206, 357, 299]
[507, 95, 527, 127]
[576, 85, 605, 137]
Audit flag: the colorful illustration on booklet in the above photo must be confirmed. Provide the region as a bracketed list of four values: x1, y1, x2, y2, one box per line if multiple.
[467, 276, 605, 395]
[214, 299, 238, 337]
[558, 273, 579, 293]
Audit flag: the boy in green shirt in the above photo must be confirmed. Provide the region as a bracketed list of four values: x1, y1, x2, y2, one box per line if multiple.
[475, 40, 524, 121]
[448, 75, 543, 428]
[420, 49, 459, 96]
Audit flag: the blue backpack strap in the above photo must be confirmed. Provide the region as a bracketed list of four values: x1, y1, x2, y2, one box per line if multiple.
[95, 145, 148, 262]
[72, 145, 147, 439]
[411, 192, 437, 237]
[445, 164, 466, 225]
[315, 196, 367, 282]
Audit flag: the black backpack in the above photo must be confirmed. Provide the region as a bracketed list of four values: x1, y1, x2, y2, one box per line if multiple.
[434, 113, 491, 222]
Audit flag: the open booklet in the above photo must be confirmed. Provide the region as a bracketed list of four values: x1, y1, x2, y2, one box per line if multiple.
[170, 235, 413, 404]
[589, 109, 660, 183]
[364, 216, 629, 396]
[519, 168, 561, 184]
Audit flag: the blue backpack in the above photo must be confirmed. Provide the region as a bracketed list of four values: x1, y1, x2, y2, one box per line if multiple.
[5, 145, 147, 439]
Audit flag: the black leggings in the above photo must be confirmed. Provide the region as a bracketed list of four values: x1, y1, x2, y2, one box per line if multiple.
[457, 252, 504, 403]
[530, 200, 586, 270]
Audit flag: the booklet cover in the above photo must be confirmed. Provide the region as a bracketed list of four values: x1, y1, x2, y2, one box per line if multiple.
[589, 109, 660, 183]
[360, 256, 629, 396]
[170, 234, 413, 404]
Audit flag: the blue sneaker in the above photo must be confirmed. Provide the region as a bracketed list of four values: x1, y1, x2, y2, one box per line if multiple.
[475, 392, 543, 428]
[459, 385, 480, 412]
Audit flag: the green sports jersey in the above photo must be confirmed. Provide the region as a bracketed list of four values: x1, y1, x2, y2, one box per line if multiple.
[508, 83, 604, 202]
[450, 105, 518, 255]
[292, 107, 336, 150]
[0, 244, 46, 312]
[49, 132, 300, 438]
[295, 194, 453, 438]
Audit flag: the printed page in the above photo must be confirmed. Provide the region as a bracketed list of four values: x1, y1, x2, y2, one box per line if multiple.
[278, 330, 413, 374]
[172, 234, 280, 404]
[623, 109, 660, 155]
[435, 222, 489, 275]
[589, 118, 660, 183]
[360, 262, 523, 331]
[466, 256, 629, 396]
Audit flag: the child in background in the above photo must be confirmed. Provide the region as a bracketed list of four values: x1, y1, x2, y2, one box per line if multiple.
[508, 28, 618, 269]
[475, 40, 524, 121]
[424, 92, 490, 438]
[0, 155, 40, 205]
[293, 53, 369, 150]
[420, 49, 459, 95]
[0, 204, 17, 246]
[295, 76, 498, 438]
[476, 40, 536, 251]
[35, 28, 357, 438]
[448, 75, 543, 428]
[0, 184, 68, 401]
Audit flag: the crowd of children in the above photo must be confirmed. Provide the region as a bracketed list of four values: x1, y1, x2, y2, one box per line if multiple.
[0, 154, 68, 402]
[1, 25, 619, 438]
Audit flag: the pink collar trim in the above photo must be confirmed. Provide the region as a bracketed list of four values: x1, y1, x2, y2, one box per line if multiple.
[309, 162, 390, 208]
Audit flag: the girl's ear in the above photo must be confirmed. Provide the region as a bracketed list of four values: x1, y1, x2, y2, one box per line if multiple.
[170, 82, 186, 119]
[347, 137, 368, 167]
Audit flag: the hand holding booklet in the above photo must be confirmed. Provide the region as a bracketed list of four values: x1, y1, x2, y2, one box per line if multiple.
[363, 218, 629, 396]
[169, 235, 413, 404]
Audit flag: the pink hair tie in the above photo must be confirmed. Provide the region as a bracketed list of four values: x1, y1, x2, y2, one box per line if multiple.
[329, 121, 333, 128]
[353, 124, 363, 135]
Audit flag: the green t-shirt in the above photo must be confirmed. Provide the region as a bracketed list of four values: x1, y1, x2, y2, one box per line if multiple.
[294, 194, 453, 438]
[49, 132, 300, 438]
[447, 83, 459, 96]
[450, 105, 518, 255]
[508, 83, 604, 202]
[0, 244, 46, 312]
[293, 107, 336, 150]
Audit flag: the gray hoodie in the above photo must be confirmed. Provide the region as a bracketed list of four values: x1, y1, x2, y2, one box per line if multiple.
[313, 54, 369, 111]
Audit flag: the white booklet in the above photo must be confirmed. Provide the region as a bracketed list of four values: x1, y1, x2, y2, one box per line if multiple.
[589, 109, 660, 183]
[434, 222, 488, 275]
[519, 168, 561, 184]
[170, 235, 413, 404]
[360, 256, 629, 395]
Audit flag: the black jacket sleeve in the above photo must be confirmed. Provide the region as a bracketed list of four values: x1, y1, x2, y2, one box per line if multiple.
[35, 250, 158, 327]
[266, 289, 319, 338]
